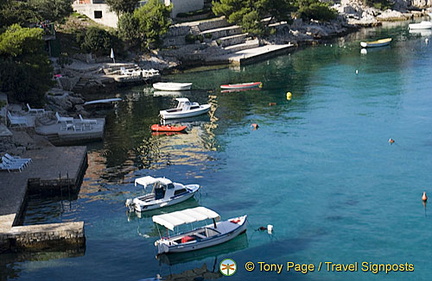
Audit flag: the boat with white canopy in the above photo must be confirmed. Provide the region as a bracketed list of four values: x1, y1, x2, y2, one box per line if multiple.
[152, 206, 247, 254]
[125, 176, 200, 212]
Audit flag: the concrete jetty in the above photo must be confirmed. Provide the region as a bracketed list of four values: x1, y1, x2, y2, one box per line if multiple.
[0, 146, 87, 253]
[207, 43, 295, 65]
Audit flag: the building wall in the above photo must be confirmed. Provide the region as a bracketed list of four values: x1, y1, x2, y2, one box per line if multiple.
[72, 2, 118, 28]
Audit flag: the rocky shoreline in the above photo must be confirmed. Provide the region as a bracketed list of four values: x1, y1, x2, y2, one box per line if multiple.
[56, 6, 430, 94]
[11, 4, 432, 129]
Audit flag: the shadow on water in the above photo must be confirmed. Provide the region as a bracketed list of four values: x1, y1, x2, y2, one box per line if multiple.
[0, 247, 85, 281]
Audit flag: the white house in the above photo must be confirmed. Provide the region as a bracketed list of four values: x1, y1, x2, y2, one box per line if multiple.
[72, 0, 118, 28]
[72, 0, 204, 28]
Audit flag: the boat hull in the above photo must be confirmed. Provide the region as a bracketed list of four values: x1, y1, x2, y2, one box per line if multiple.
[127, 184, 200, 212]
[156, 215, 247, 254]
[134, 192, 196, 212]
[153, 82, 192, 91]
[220, 82, 262, 90]
[160, 105, 211, 120]
[150, 124, 187, 132]
[360, 38, 392, 48]
[409, 21, 432, 30]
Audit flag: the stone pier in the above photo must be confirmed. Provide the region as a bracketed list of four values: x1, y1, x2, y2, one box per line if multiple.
[0, 146, 87, 253]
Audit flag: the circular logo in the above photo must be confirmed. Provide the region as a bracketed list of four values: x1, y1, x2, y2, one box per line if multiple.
[219, 258, 237, 276]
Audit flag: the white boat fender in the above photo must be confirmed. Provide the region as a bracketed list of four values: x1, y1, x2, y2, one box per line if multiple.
[125, 199, 133, 207]
[267, 224, 273, 234]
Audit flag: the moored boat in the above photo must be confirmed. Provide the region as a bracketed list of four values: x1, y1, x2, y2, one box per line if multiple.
[151, 124, 187, 132]
[160, 98, 211, 120]
[409, 21, 432, 30]
[220, 82, 262, 90]
[125, 176, 200, 212]
[153, 82, 192, 91]
[152, 206, 247, 254]
[360, 38, 392, 48]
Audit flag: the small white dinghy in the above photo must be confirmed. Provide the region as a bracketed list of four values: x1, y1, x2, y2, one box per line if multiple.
[153, 82, 192, 91]
[125, 176, 200, 212]
[159, 98, 211, 119]
[153, 206, 247, 255]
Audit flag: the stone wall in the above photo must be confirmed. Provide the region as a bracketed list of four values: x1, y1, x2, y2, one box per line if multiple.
[0, 221, 85, 251]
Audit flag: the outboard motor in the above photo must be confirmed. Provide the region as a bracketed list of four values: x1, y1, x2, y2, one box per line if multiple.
[125, 199, 134, 212]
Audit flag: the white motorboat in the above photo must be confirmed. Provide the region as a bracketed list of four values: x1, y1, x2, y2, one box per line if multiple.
[152, 206, 247, 254]
[153, 82, 192, 91]
[125, 176, 200, 212]
[409, 21, 432, 30]
[159, 98, 211, 120]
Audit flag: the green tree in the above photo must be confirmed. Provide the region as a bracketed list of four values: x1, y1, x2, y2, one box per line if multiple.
[117, 12, 140, 46]
[133, 0, 172, 49]
[0, 1, 39, 29]
[212, 0, 294, 36]
[295, 0, 337, 21]
[77, 27, 113, 56]
[28, 0, 73, 23]
[106, 0, 139, 16]
[0, 24, 53, 104]
[366, 0, 393, 10]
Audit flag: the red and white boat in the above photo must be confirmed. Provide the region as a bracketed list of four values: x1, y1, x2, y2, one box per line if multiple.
[220, 82, 262, 90]
[153, 207, 247, 254]
[151, 124, 187, 132]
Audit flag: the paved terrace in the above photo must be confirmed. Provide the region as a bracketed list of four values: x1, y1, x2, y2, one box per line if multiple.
[0, 146, 87, 252]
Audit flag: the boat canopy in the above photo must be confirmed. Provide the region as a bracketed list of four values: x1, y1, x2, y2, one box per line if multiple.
[135, 176, 172, 188]
[152, 207, 221, 230]
[175, 98, 190, 103]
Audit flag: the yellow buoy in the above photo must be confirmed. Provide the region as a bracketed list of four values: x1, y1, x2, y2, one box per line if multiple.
[286, 92, 292, 100]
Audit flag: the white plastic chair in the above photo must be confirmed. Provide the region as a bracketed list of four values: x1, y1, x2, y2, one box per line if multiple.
[0, 159, 25, 172]
[27, 103, 45, 115]
[56, 112, 74, 123]
[4, 153, 32, 166]
[79, 114, 97, 124]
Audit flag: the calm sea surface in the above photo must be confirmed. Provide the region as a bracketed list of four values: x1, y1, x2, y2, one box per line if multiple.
[3, 21, 432, 281]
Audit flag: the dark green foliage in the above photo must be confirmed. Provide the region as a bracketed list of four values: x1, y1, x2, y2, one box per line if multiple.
[106, 0, 139, 15]
[296, 0, 337, 21]
[117, 12, 140, 46]
[28, 0, 73, 23]
[366, 0, 393, 10]
[77, 27, 113, 56]
[0, 1, 39, 28]
[133, 0, 172, 49]
[212, 0, 295, 36]
[185, 33, 204, 44]
[0, 24, 53, 104]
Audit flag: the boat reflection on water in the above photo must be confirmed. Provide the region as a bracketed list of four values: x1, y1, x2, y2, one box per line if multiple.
[409, 29, 432, 37]
[153, 90, 190, 97]
[139, 263, 222, 281]
[151, 131, 188, 136]
[360, 45, 391, 55]
[157, 232, 249, 266]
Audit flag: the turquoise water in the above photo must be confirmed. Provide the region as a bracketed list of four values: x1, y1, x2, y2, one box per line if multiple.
[4, 22, 432, 280]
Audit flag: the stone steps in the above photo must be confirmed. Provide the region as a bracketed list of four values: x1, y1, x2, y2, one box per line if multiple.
[216, 33, 248, 47]
[223, 38, 260, 52]
[201, 25, 243, 39]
